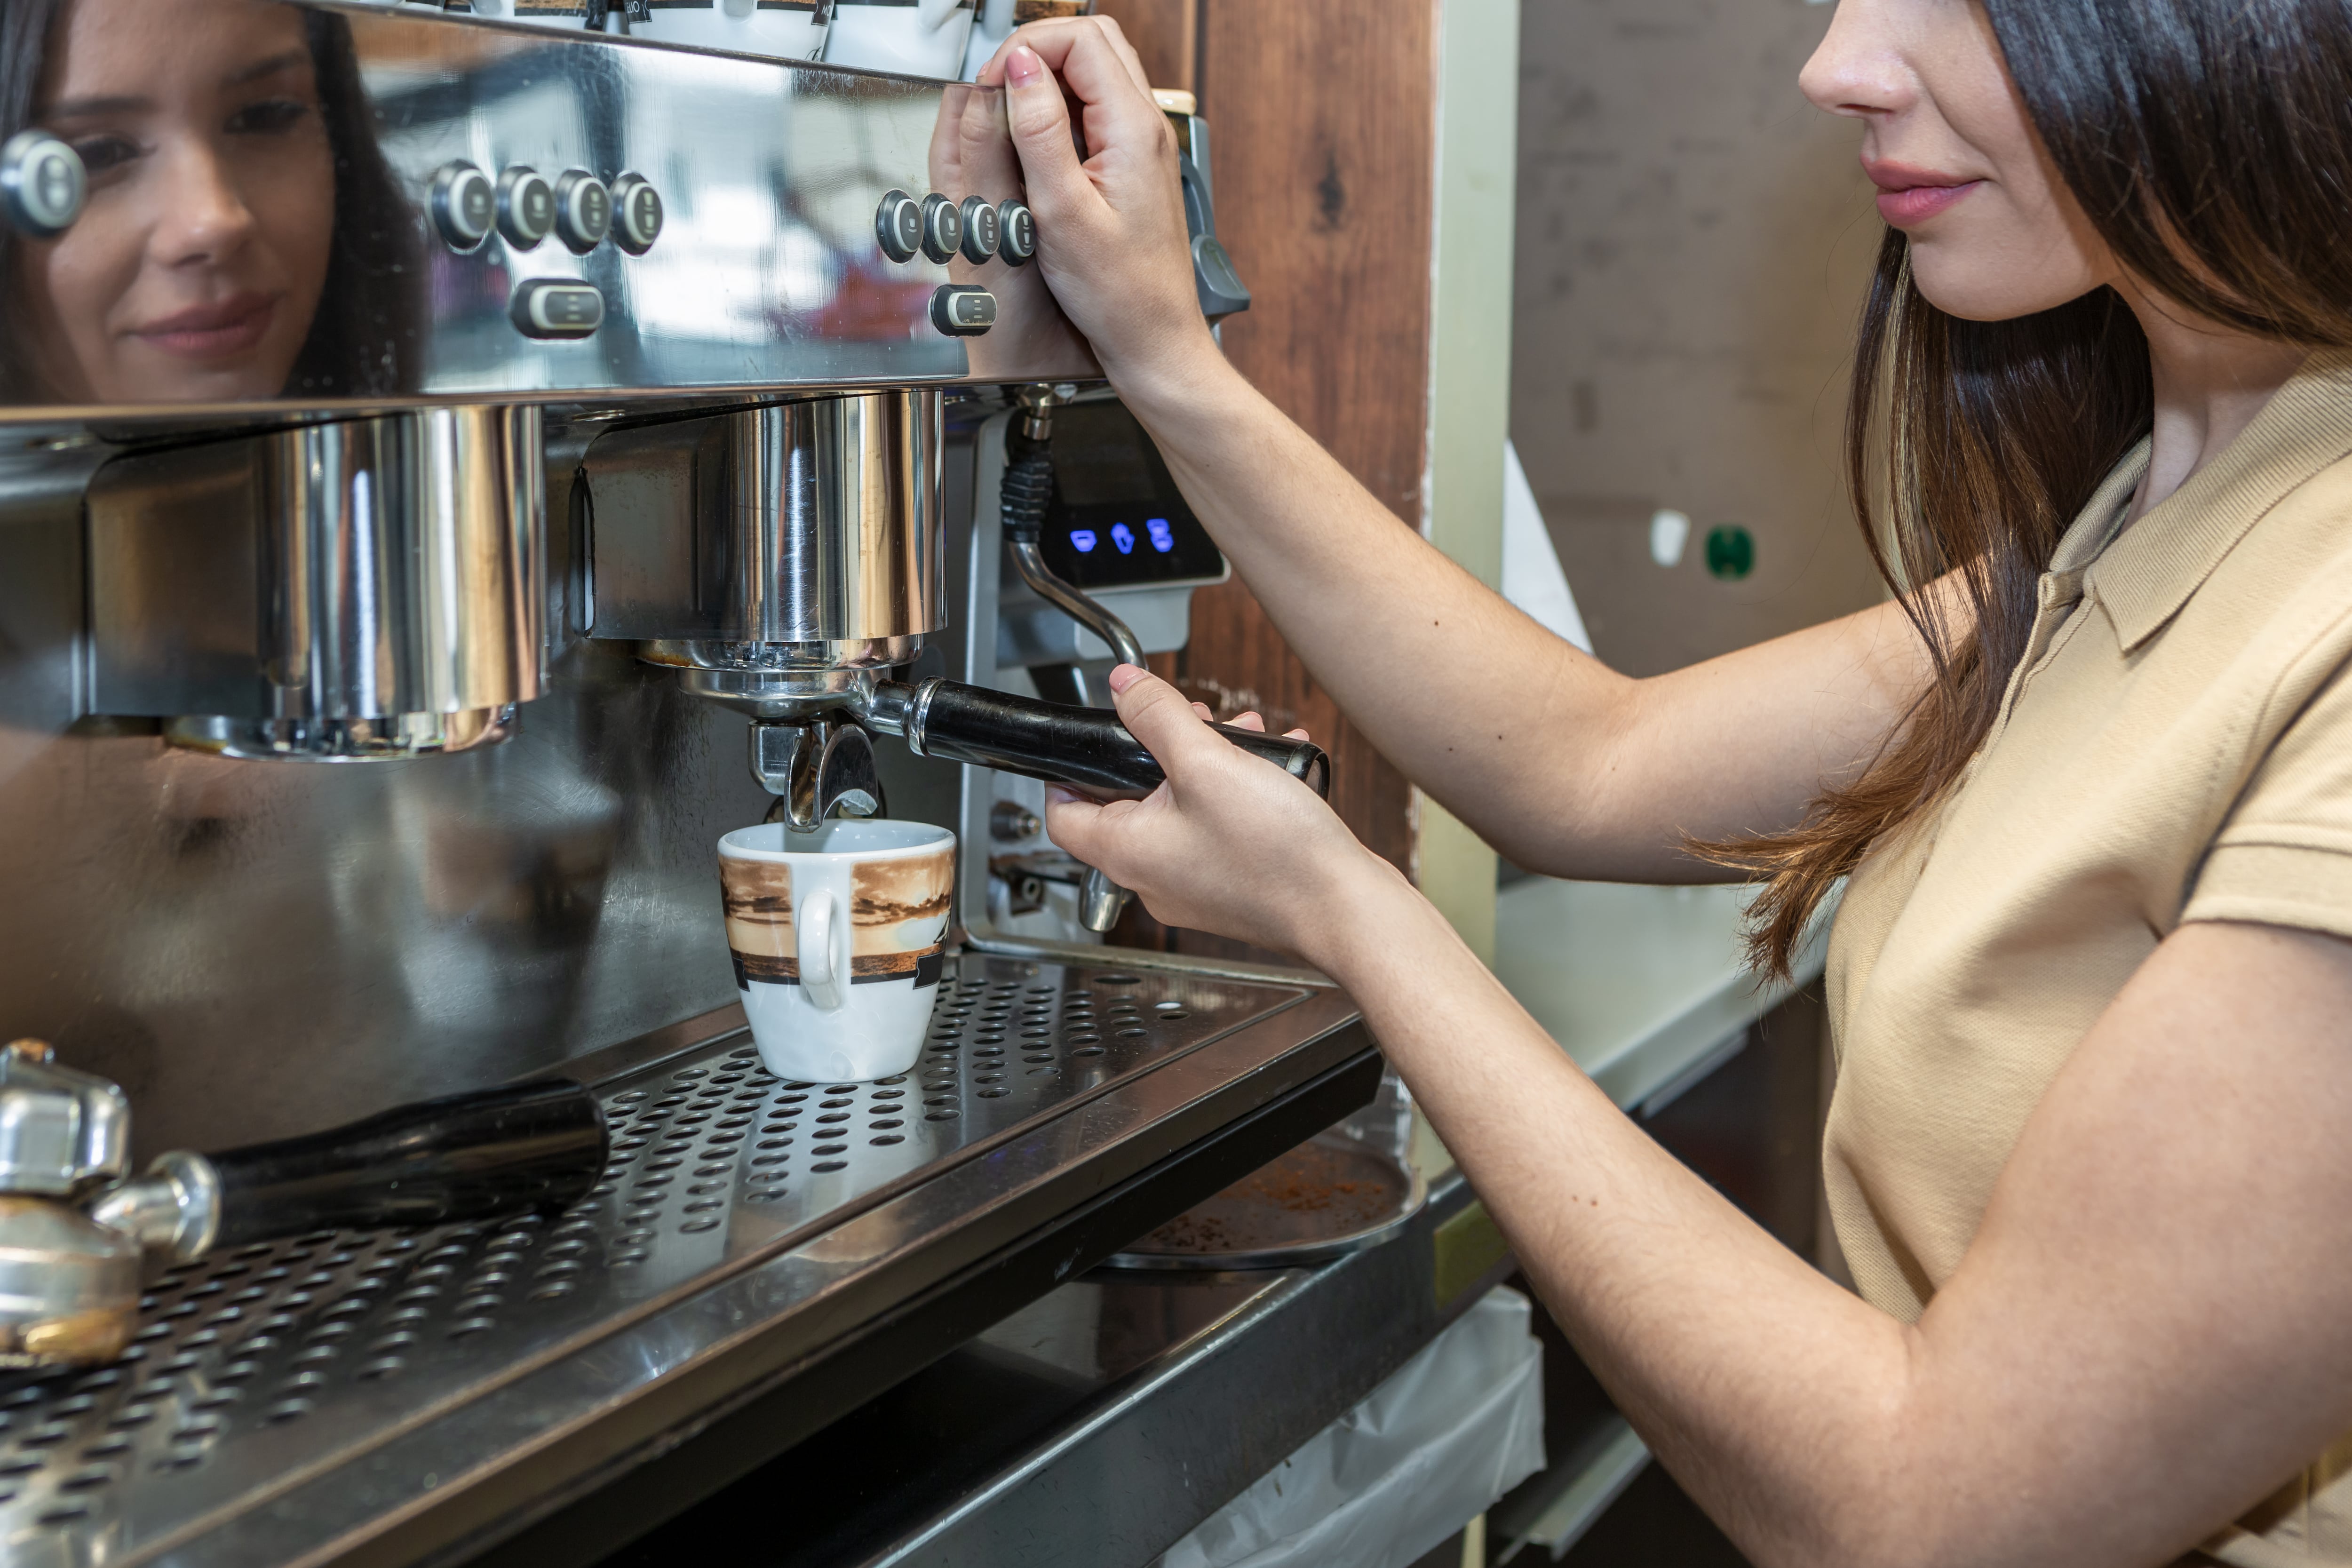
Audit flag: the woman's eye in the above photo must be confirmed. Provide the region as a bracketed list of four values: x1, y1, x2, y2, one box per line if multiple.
[225, 97, 312, 136]
[68, 134, 142, 178]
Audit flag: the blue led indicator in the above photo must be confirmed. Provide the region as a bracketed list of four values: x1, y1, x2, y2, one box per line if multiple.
[1070, 529, 1097, 553]
[1110, 522, 1136, 554]
[1146, 517, 1176, 553]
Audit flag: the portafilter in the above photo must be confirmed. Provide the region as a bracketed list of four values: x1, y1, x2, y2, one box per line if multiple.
[0, 1041, 607, 1368]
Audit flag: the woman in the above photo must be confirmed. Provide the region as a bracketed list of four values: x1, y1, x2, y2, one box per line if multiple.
[984, 2, 2352, 1563]
[0, 0, 419, 406]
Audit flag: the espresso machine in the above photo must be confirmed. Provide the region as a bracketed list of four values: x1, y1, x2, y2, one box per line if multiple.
[0, 4, 1375, 1563]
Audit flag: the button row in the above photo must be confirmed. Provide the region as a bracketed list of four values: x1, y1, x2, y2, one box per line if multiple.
[431, 161, 663, 256]
[875, 189, 1035, 267]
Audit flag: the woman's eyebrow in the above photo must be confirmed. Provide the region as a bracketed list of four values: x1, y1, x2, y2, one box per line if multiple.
[43, 92, 151, 120]
[224, 49, 310, 89]
[40, 49, 308, 121]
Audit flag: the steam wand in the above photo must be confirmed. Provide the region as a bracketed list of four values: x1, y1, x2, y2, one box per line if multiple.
[1001, 384, 1145, 930]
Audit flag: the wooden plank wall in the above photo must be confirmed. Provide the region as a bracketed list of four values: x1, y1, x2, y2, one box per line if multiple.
[1097, 0, 1437, 957]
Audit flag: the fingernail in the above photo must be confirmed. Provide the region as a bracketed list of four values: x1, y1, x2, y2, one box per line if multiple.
[1045, 785, 1081, 805]
[1107, 663, 1145, 692]
[1005, 43, 1041, 86]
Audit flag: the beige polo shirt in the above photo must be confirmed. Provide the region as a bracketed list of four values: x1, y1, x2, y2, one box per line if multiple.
[1824, 350, 2352, 1565]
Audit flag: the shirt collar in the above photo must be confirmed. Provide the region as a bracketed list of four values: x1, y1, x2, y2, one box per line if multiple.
[2086, 349, 2352, 652]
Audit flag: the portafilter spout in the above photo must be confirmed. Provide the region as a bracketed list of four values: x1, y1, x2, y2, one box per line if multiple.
[0, 1040, 607, 1368]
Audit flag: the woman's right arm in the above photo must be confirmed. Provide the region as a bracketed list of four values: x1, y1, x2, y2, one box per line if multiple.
[987, 23, 1939, 881]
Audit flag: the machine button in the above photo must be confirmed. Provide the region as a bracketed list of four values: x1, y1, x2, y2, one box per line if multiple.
[996, 199, 1036, 266]
[495, 166, 554, 250]
[0, 131, 84, 239]
[874, 189, 922, 263]
[930, 284, 997, 337]
[919, 193, 961, 263]
[610, 173, 664, 254]
[553, 170, 612, 254]
[958, 195, 1000, 263]
[429, 160, 496, 252]
[510, 279, 605, 339]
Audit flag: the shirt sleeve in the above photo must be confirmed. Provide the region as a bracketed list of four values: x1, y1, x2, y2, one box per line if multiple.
[2185, 656, 2352, 939]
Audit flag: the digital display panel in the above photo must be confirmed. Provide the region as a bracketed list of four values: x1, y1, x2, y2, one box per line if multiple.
[1035, 402, 1224, 588]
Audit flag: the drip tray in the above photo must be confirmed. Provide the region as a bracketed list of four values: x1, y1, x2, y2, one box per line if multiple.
[0, 954, 1370, 1568]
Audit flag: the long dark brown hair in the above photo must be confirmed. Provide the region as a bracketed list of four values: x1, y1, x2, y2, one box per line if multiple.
[0, 0, 421, 403]
[1713, 0, 2352, 977]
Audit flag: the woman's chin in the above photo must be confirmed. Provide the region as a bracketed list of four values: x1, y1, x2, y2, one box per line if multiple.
[1907, 247, 2103, 324]
[95, 348, 297, 406]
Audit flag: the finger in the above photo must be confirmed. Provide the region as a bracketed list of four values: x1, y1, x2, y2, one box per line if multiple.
[1191, 701, 1214, 721]
[982, 17, 1152, 99]
[1042, 783, 1130, 868]
[1104, 664, 1227, 779]
[1001, 42, 1087, 201]
[1285, 728, 1311, 741]
[1228, 711, 1267, 733]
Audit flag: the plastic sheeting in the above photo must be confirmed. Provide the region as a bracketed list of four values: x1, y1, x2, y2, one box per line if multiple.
[1155, 1287, 1547, 1568]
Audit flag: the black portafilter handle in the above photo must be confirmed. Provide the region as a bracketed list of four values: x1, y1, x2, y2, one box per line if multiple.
[205, 1080, 608, 1250]
[878, 678, 1332, 801]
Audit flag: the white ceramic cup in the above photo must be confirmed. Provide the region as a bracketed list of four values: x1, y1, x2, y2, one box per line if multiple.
[630, 0, 831, 61]
[719, 819, 955, 1082]
[820, 0, 977, 79]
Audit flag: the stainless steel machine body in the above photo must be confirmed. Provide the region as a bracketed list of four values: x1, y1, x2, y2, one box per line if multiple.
[0, 3, 1365, 1563]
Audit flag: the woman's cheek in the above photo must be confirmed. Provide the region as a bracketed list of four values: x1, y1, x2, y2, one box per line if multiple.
[250, 135, 338, 382]
[29, 222, 134, 403]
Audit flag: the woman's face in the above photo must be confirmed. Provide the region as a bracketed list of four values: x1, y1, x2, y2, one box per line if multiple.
[1799, 0, 2113, 321]
[24, 0, 334, 404]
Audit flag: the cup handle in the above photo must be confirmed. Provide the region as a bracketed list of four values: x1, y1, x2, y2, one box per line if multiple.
[799, 887, 846, 1012]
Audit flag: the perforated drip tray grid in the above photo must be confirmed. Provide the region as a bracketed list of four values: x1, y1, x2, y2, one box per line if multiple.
[0, 954, 1359, 1568]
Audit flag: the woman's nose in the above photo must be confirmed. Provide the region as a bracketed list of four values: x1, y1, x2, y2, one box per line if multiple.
[146, 138, 257, 265]
[1798, 0, 1914, 121]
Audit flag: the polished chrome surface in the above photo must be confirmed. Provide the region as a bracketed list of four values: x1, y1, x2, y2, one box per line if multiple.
[87, 1153, 223, 1267]
[1007, 537, 1146, 669]
[584, 393, 942, 653]
[606, 1174, 1498, 1568]
[0, 957, 1361, 1568]
[0, 1045, 131, 1199]
[89, 407, 547, 760]
[0, 1, 1094, 421]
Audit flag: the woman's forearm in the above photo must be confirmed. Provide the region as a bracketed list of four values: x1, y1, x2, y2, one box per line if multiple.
[1109, 346, 1672, 871]
[1303, 859, 1933, 1568]
[1110, 349, 1929, 879]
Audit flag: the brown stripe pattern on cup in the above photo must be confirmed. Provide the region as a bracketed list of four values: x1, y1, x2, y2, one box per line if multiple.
[722, 859, 797, 984]
[850, 849, 952, 987]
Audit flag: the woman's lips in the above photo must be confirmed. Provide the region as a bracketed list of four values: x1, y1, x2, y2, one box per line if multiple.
[1864, 159, 1982, 227]
[129, 294, 278, 359]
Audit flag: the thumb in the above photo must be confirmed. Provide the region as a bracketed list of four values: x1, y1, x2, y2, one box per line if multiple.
[1105, 665, 1223, 785]
[1001, 45, 1086, 211]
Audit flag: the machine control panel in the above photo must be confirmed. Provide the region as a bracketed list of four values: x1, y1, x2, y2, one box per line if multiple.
[554, 170, 612, 253]
[496, 167, 555, 250]
[875, 189, 1034, 271]
[999, 199, 1037, 265]
[931, 285, 998, 337]
[611, 174, 665, 254]
[958, 196, 1000, 263]
[875, 189, 924, 263]
[430, 160, 497, 252]
[511, 279, 606, 339]
[919, 193, 962, 263]
[1035, 400, 1225, 588]
[0, 130, 86, 239]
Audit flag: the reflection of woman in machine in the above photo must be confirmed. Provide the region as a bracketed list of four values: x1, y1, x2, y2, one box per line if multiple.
[0, 0, 417, 404]
[998, 7, 2352, 1565]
